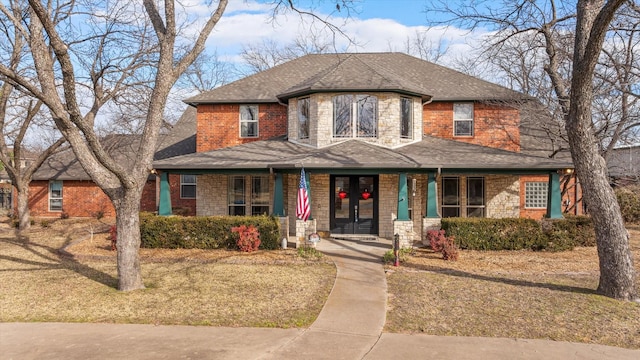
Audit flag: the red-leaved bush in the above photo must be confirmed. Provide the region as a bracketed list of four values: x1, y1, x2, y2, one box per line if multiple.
[232, 224, 261, 252]
[427, 229, 459, 261]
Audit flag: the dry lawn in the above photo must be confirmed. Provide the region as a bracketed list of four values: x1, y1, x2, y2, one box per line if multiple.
[385, 224, 640, 349]
[0, 217, 335, 328]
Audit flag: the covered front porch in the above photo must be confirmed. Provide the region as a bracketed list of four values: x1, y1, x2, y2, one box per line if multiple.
[156, 168, 566, 248]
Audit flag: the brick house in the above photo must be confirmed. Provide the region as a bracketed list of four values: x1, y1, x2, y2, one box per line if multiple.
[27, 135, 158, 218]
[151, 52, 580, 246]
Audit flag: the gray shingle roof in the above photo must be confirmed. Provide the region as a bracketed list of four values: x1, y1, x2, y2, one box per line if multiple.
[184, 53, 524, 104]
[153, 136, 572, 172]
[154, 106, 196, 160]
[33, 135, 144, 181]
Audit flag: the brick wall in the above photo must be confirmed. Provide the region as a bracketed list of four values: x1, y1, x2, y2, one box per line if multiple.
[29, 180, 115, 217]
[141, 180, 157, 213]
[520, 174, 550, 219]
[29, 180, 157, 218]
[423, 102, 521, 151]
[167, 174, 196, 216]
[196, 103, 288, 152]
[520, 173, 584, 219]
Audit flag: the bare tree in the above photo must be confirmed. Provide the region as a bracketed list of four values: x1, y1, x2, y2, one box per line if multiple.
[0, 0, 352, 291]
[1, 0, 228, 291]
[0, 0, 65, 230]
[240, 29, 337, 74]
[429, 0, 636, 301]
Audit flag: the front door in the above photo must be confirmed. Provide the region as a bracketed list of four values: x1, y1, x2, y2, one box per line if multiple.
[330, 175, 378, 234]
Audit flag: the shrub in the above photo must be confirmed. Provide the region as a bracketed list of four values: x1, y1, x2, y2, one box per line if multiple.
[231, 224, 261, 252]
[442, 218, 545, 251]
[383, 247, 414, 264]
[139, 213, 280, 250]
[107, 225, 117, 251]
[427, 229, 459, 261]
[541, 215, 595, 251]
[427, 229, 446, 252]
[60, 211, 69, 219]
[441, 216, 594, 252]
[297, 246, 324, 259]
[616, 185, 640, 224]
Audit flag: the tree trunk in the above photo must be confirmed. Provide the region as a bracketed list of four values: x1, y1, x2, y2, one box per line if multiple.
[115, 189, 145, 291]
[567, 0, 636, 301]
[16, 183, 30, 231]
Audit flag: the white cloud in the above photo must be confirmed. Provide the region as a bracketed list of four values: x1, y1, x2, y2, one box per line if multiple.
[197, 2, 491, 69]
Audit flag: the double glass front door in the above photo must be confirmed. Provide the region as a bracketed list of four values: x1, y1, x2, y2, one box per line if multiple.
[330, 175, 378, 234]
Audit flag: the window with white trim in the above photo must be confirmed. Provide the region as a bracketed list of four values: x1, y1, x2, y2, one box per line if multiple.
[49, 180, 63, 211]
[180, 174, 196, 199]
[453, 103, 474, 137]
[525, 182, 548, 208]
[467, 177, 485, 217]
[333, 94, 377, 138]
[441, 177, 460, 217]
[298, 97, 310, 139]
[400, 97, 413, 139]
[240, 105, 258, 138]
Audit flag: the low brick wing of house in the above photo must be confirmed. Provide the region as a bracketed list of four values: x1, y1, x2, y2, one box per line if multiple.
[153, 52, 581, 246]
[29, 135, 157, 218]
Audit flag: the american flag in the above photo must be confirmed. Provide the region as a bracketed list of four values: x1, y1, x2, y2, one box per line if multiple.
[296, 168, 310, 221]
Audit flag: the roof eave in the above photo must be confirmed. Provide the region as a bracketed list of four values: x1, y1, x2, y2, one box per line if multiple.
[276, 88, 432, 102]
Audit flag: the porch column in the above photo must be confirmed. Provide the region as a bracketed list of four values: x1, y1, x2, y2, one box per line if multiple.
[158, 172, 172, 216]
[425, 171, 439, 218]
[272, 172, 285, 216]
[397, 172, 409, 221]
[546, 171, 563, 219]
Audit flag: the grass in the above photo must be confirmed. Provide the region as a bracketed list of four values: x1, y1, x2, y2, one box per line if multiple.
[385, 224, 640, 349]
[0, 217, 336, 328]
[3, 216, 640, 349]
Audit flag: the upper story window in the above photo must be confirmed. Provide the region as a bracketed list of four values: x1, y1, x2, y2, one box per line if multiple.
[400, 97, 413, 139]
[180, 174, 196, 199]
[453, 103, 474, 137]
[240, 105, 258, 138]
[298, 98, 310, 139]
[333, 94, 378, 138]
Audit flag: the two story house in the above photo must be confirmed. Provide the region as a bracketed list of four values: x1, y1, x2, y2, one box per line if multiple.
[153, 52, 579, 246]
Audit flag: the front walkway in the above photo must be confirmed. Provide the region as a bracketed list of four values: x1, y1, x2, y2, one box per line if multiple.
[261, 237, 390, 359]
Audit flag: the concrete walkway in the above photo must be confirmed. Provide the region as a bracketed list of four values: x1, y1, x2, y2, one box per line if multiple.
[1, 237, 639, 359]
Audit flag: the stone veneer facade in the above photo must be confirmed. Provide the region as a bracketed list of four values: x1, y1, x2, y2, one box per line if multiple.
[193, 172, 538, 246]
[288, 93, 423, 148]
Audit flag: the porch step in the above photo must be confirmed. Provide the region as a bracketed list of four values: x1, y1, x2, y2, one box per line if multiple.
[329, 234, 381, 242]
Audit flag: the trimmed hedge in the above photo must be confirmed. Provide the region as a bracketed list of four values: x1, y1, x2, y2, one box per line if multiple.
[139, 213, 280, 250]
[441, 216, 595, 252]
[615, 185, 640, 224]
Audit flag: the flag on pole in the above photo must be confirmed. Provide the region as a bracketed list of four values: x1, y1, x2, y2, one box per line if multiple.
[296, 167, 311, 221]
